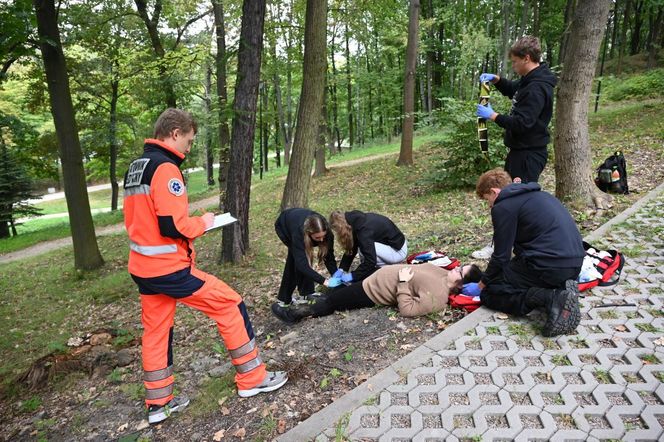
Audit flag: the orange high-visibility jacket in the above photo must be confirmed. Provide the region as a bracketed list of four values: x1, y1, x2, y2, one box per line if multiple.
[123, 139, 206, 278]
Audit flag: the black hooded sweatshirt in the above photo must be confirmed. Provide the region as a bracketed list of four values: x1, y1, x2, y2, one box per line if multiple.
[275, 208, 337, 284]
[494, 63, 557, 150]
[482, 183, 585, 286]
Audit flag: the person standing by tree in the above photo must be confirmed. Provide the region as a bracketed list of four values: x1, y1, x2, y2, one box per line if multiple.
[123, 109, 287, 424]
[473, 35, 557, 259]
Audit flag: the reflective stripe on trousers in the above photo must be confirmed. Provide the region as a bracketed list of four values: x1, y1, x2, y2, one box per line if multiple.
[139, 267, 266, 406]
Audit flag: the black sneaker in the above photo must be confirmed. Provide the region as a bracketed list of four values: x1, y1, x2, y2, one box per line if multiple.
[147, 395, 190, 424]
[271, 302, 299, 324]
[542, 289, 581, 337]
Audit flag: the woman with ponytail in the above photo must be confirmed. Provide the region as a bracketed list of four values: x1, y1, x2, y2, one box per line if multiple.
[329, 210, 408, 285]
[274, 208, 338, 306]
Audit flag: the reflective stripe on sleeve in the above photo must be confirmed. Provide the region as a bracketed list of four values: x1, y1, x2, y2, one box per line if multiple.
[234, 356, 262, 374]
[228, 338, 256, 360]
[143, 365, 174, 382]
[123, 184, 151, 197]
[130, 241, 178, 256]
[145, 383, 173, 400]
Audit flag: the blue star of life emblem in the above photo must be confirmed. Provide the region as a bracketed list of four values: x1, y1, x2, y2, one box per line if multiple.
[168, 178, 185, 196]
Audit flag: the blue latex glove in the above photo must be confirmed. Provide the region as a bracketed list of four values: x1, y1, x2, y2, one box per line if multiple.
[476, 103, 495, 120]
[341, 272, 353, 283]
[479, 73, 496, 83]
[328, 276, 343, 288]
[332, 269, 344, 279]
[462, 282, 482, 297]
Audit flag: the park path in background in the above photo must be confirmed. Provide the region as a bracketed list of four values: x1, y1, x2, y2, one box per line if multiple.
[0, 151, 398, 265]
[279, 181, 664, 441]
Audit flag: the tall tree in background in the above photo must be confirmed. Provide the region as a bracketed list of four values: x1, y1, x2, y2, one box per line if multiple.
[221, 0, 266, 263]
[281, 0, 328, 209]
[33, 0, 104, 270]
[213, 0, 231, 210]
[397, 0, 419, 166]
[553, 0, 612, 208]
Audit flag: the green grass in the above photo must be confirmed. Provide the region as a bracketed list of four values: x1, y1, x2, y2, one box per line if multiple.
[187, 372, 235, 418]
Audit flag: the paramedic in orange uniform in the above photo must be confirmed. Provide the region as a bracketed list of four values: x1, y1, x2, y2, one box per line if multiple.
[123, 109, 287, 424]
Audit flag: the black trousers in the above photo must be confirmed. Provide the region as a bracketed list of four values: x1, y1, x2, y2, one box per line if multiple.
[505, 147, 548, 183]
[277, 248, 315, 304]
[311, 282, 376, 317]
[480, 256, 580, 316]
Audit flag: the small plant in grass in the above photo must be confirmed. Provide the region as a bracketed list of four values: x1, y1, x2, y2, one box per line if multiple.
[654, 372, 664, 382]
[647, 308, 664, 318]
[635, 323, 659, 333]
[187, 372, 235, 418]
[364, 395, 378, 406]
[334, 412, 350, 441]
[599, 310, 619, 319]
[594, 369, 612, 384]
[256, 414, 277, 440]
[107, 368, 123, 384]
[47, 341, 67, 354]
[540, 339, 559, 350]
[21, 396, 41, 413]
[344, 345, 355, 362]
[640, 354, 660, 364]
[113, 329, 135, 347]
[551, 355, 571, 366]
[119, 383, 144, 402]
[486, 326, 500, 335]
[320, 376, 330, 390]
[507, 323, 529, 337]
[212, 342, 227, 356]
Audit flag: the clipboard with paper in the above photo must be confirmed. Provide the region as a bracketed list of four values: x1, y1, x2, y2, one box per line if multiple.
[205, 212, 238, 232]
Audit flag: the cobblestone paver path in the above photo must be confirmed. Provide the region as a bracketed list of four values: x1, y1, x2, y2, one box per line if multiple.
[302, 193, 664, 441]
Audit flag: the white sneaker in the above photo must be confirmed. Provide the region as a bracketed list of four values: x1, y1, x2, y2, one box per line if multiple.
[291, 294, 310, 305]
[147, 395, 190, 424]
[471, 243, 494, 259]
[237, 371, 288, 398]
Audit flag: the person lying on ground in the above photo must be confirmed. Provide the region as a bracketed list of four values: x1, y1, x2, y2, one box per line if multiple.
[271, 262, 482, 323]
[327, 210, 408, 287]
[465, 168, 585, 337]
[274, 208, 338, 306]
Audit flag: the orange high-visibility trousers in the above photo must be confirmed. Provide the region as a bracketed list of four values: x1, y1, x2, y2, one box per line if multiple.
[140, 267, 266, 406]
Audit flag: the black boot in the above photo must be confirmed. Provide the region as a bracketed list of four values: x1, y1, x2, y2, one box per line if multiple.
[271, 302, 314, 324]
[542, 288, 581, 337]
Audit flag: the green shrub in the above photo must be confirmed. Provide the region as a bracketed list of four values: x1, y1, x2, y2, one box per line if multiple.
[424, 119, 504, 190]
[604, 69, 664, 101]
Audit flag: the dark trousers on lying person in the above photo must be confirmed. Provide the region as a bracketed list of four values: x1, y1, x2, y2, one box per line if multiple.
[480, 256, 581, 316]
[311, 282, 376, 317]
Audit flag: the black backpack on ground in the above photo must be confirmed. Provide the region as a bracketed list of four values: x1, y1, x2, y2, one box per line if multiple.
[595, 151, 629, 194]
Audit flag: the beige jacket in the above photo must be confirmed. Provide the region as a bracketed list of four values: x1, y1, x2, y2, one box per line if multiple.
[361, 263, 450, 317]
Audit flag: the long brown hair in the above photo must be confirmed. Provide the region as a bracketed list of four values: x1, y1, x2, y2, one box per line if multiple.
[303, 214, 329, 267]
[329, 210, 353, 254]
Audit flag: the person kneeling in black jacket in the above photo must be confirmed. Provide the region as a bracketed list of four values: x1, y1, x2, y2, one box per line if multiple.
[467, 169, 585, 337]
[328, 210, 407, 285]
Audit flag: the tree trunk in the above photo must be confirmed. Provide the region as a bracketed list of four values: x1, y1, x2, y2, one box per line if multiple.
[617, 0, 632, 74]
[134, 0, 177, 108]
[558, 0, 577, 68]
[631, 0, 644, 55]
[532, 0, 540, 36]
[501, 0, 511, 75]
[33, 0, 104, 270]
[344, 20, 354, 150]
[647, 6, 663, 68]
[554, 0, 611, 208]
[262, 82, 269, 172]
[109, 76, 119, 211]
[285, 1, 294, 163]
[609, 1, 620, 59]
[213, 0, 231, 211]
[330, 33, 342, 152]
[281, 0, 327, 210]
[313, 82, 328, 177]
[221, 0, 266, 263]
[205, 65, 215, 186]
[271, 37, 291, 163]
[397, 0, 419, 167]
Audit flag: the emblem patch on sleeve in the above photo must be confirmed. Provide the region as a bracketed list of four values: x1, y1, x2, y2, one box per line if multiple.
[168, 178, 185, 196]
